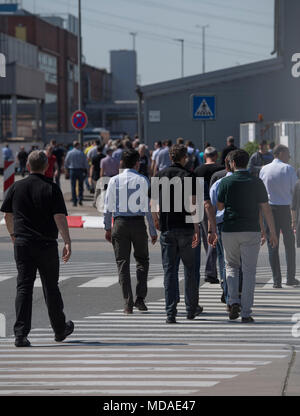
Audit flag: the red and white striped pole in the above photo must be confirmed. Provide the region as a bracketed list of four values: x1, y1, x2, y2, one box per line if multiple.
[3, 160, 15, 199]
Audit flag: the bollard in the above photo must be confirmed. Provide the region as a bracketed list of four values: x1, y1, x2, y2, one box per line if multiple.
[3, 160, 15, 200]
[0, 314, 6, 338]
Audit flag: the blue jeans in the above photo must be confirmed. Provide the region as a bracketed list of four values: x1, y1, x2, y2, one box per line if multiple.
[70, 169, 84, 205]
[160, 229, 198, 318]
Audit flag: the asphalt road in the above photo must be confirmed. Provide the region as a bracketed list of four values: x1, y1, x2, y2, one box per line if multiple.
[0, 176, 299, 396]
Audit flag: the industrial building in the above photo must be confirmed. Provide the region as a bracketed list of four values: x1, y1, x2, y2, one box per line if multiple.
[140, 0, 300, 167]
[0, 2, 139, 143]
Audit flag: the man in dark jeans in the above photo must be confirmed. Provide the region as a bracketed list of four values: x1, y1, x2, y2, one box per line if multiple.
[1, 150, 73, 347]
[260, 144, 299, 287]
[153, 144, 217, 323]
[104, 149, 157, 314]
[194, 146, 224, 284]
[64, 141, 89, 207]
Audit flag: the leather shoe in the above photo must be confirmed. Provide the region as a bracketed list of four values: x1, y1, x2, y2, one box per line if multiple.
[205, 276, 220, 284]
[196, 305, 204, 315]
[242, 316, 255, 323]
[229, 304, 240, 320]
[286, 279, 300, 286]
[124, 306, 133, 315]
[166, 317, 176, 324]
[15, 337, 31, 348]
[273, 283, 282, 288]
[55, 321, 74, 342]
[134, 298, 148, 311]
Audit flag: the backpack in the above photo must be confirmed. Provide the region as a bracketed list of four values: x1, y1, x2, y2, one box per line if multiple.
[185, 149, 199, 171]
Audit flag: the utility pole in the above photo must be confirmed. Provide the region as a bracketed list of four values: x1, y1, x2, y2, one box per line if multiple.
[78, 0, 83, 146]
[130, 32, 137, 51]
[174, 38, 184, 78]
[196, 24, 209, 74]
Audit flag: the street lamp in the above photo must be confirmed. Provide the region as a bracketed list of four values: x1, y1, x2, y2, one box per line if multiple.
[130, 32, 137, 51]
[196, 24, 209, 74]
[174, 38, 184, 78]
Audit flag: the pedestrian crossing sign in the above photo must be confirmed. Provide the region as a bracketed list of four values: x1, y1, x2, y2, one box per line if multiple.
[192, 95, 216, 120]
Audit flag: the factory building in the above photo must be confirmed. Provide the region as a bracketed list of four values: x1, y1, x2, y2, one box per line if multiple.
[140, 0, 300, 167]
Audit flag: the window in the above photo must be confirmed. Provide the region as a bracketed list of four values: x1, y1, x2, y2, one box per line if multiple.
[38, 52, 57, 85]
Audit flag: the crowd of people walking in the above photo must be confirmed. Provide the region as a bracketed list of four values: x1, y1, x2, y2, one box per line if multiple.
[1, 133, 300, 346]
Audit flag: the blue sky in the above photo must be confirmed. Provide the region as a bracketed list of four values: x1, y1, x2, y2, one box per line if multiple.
[22, 0, 274, 85]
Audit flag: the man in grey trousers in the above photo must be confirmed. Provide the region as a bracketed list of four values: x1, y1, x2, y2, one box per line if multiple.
[217, 149, 278, 323]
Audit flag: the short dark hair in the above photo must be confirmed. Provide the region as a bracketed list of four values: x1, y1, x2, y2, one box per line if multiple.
[163, 140, 172, 147]
[228, 149, 249, 169]
[169, 144, 187, 163]
[121, 149, 140, 168]
[259, 140, 268, 147]
[97, 145, 104, 153]
[73, 141, 80, 148]
[273, 144, 289, 157]
[155, 140, 162, 147]
[185, 140, 194, 148]
[269, 141, 275, 150]
[176, 137, 184, 145]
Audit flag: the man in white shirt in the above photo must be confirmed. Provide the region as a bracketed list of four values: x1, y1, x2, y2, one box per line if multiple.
[260, 144, 299, 287]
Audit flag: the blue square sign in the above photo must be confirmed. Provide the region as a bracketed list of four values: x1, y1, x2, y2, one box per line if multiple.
[192, 95, 216, 120]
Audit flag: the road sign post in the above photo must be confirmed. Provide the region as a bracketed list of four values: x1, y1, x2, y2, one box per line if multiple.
[71, 110, 88, 133]
[191, 95, 216, 150]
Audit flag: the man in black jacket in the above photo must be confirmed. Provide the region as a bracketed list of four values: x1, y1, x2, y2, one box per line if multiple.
[221, 136, 237, 166]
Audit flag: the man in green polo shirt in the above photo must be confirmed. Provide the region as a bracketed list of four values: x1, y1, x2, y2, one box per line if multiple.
[217, 149, 278, 323]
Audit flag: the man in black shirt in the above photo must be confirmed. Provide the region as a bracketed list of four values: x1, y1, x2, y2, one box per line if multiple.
[50, 140, 66, 189]
[194, 146, 224, 284]
[17, 146, 28, 177]
[1, 150, 74, 347]
[90, 145, 106, 208]
[153, 144, 217, 323]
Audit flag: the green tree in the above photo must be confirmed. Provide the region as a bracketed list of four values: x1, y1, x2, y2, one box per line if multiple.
[243, 141, 259, 156]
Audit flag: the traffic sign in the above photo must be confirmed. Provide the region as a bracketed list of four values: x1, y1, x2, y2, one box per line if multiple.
[71, 110, 88, 130]
[192, 95, 216, 120]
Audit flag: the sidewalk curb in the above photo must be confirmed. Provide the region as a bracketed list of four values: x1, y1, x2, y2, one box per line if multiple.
[0, 216, 105, 229]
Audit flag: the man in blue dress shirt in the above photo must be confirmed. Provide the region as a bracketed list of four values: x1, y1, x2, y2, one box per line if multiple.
[64, 141, 89, 207]
[260, 144, 299, 287]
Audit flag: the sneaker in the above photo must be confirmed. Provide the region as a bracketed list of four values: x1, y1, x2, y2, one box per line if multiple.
[166, 317, 176, 324]
[286, 279, 300, 286]
[229, 304, 240, 320]
[124, 306, 133, 315]
[204, 276, 220, 284]
[15, 337, 31, 348]
[55, 321, 74, 342]
[134, 298, 148, 311]
[241, 317, 255, 323]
